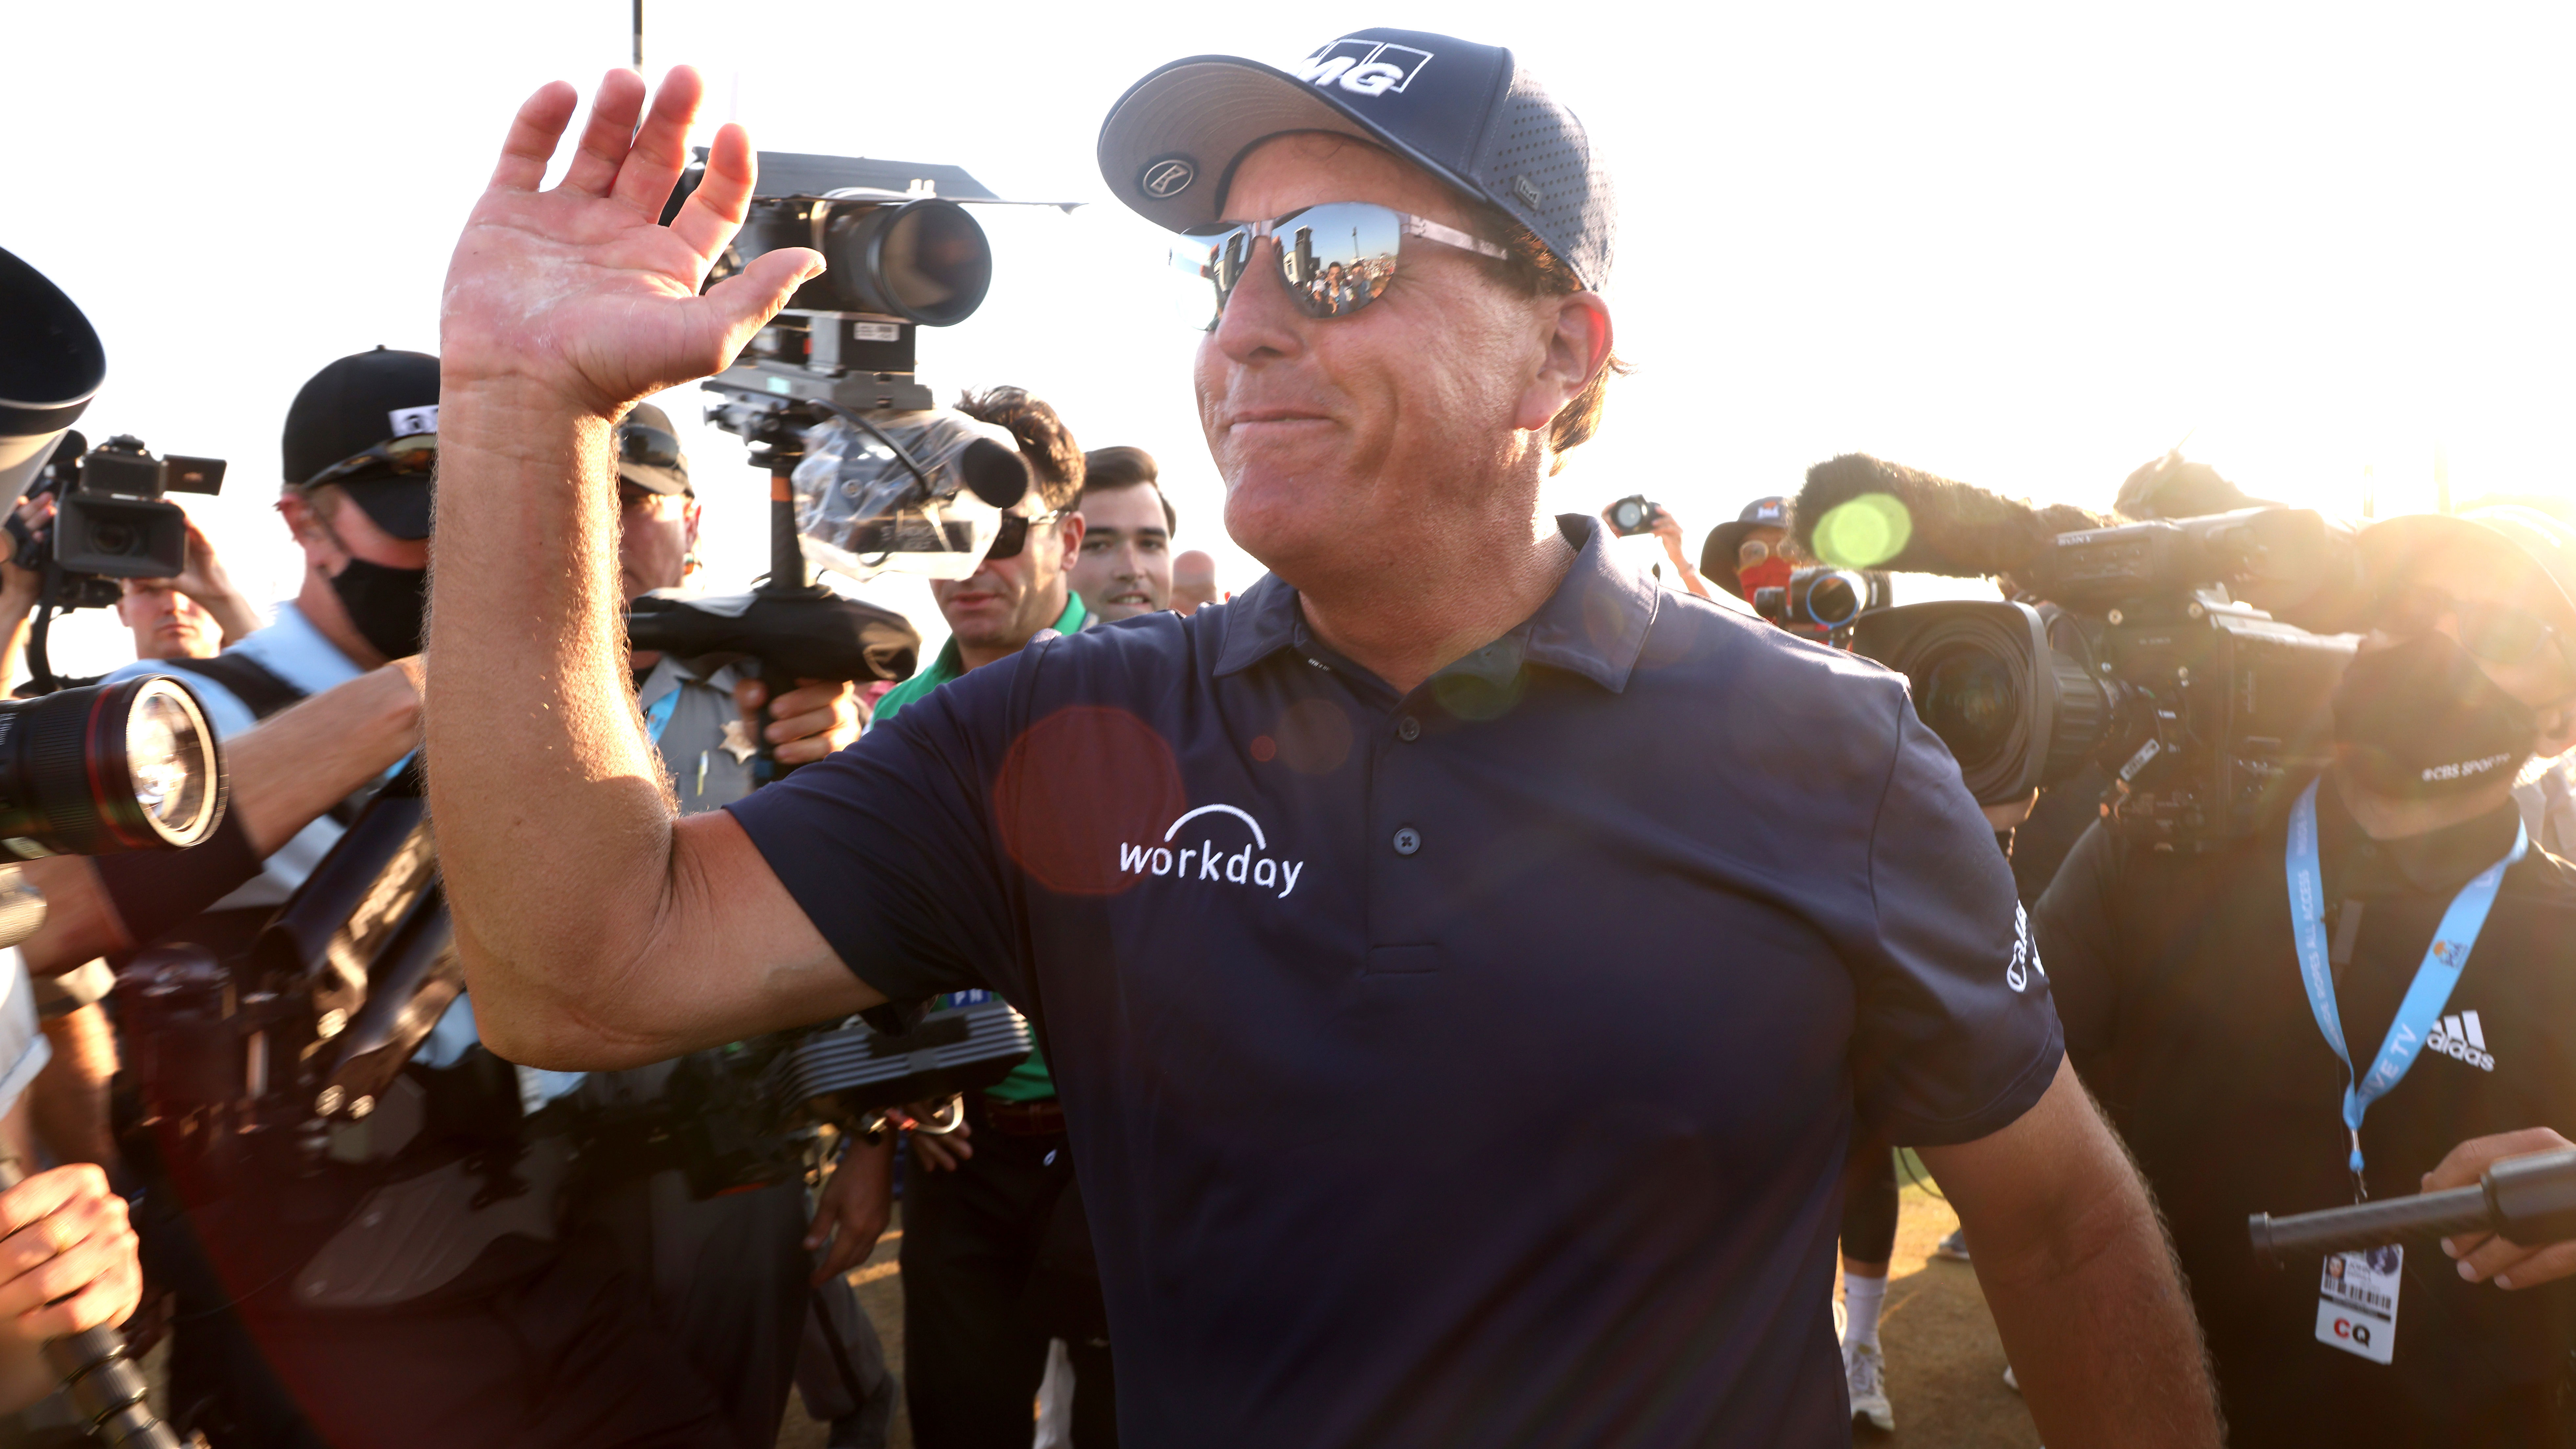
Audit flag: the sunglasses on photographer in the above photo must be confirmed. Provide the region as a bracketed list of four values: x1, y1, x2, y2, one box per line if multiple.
[619, 424, 683, 470]
[986, 509, 1064, 562]
[1170, 201, 1511, 328]
[2380, 581, 2576, 670]
[302, 433, 436, 490]
[1737, 536, 1813, 570]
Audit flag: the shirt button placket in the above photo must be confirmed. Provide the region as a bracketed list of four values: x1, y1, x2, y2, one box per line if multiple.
[1392, 826, 1422, 856]
[1396, 714, 1422, 743]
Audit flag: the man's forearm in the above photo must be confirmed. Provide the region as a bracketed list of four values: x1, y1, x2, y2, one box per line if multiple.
[426, 388, 679, 1054]
[1924, 1062, 2221, 1448]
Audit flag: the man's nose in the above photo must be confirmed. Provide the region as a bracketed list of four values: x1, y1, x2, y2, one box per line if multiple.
[1210, 239, 1308, 365]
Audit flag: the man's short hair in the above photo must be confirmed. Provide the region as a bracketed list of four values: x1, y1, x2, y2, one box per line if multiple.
[1466, 201, 1630, 474]
[956, 387, 1083, 511]
[1077, 446, 1176, 536]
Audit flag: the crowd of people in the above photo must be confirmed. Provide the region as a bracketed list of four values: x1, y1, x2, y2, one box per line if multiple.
[0, 20, 2567, 1449]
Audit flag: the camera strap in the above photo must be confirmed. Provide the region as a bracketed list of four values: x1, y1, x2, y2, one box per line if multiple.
[2285, 778, 2523, 1188]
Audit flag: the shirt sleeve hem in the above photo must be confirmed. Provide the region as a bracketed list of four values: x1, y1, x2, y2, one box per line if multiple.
[1875, 1017, 2066, 1149]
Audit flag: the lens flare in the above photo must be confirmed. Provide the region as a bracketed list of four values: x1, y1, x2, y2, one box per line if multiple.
[1813, 494, 1913, 570]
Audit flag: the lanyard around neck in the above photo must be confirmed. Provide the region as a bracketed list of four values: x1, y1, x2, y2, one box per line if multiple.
[641, 686, 680, 745]
[2285, 777, 2524, 1184]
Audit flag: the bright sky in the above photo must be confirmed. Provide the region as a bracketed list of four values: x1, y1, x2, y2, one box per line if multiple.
[7, 2, 2572, 674]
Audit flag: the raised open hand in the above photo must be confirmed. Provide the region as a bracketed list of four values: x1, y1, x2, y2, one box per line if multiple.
[440, 66, 821, 418]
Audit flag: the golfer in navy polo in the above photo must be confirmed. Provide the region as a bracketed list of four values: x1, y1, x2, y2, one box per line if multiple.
[427, 31, 2220, 1448]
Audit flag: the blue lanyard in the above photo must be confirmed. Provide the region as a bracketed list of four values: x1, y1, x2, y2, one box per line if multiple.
[641, 687, 680, 745]
[2285, 778, 2524, 1178]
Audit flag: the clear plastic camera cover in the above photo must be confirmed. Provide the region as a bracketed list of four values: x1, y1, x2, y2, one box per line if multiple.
[791, 410, 1013, 582]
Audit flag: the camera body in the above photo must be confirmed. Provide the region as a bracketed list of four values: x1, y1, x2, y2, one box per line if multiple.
[7, 433, 225, 613]
[1755, 566, 1887, 645]
[1852, 507, 2358, 850]
[1605, 495, 1664, 537]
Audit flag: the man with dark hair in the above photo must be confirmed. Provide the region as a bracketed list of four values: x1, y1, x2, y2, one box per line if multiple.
[1072, 446, 1173, 623]
[839, 386, 1118, 1448]
[429, 36, 2218, 1447]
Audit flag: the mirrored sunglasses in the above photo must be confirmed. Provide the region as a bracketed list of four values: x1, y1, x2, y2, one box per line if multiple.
[303, 433, 436, 490]
[1168, 201, 1510, 329]
[1738, 536, 1813, 570]
[619, 424, 684, 470]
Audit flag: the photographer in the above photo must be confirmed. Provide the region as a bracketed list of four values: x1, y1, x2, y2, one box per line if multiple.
[560, 400, 887, 1449]
[1601, 496, 1712, 600]
[2039, 505, 2576, 1446]
[1069, 446, 1172, 623]
[114, 520, 260, 661]
[427, 47, 2217, 1448]
[851, 386, 1119, 1449]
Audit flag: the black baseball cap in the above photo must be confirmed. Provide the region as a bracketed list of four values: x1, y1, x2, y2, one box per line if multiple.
[618, 402, 691, 497]
[1701, 496, 1794, 599]
[1098, 28, 1616, 290]
[282, 346, 439, 541]
[2359, 507, 2576, 642]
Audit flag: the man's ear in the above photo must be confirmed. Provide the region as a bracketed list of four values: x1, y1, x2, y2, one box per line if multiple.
[1512, 291, 1614, 436]
[1055, 510, 1087, 568]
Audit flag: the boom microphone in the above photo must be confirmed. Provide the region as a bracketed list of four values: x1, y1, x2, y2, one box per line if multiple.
[1792, 454, 2115, 578]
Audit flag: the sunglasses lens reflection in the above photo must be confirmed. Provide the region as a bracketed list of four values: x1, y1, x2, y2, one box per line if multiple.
[1277, 203, 1400, 319]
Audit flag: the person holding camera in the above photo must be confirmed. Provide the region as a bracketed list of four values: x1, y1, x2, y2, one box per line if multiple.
[2038, 505, 2576, 1446]
[426, 43, 2218, 1448]
[113, 519, 260, 663]
[1601, 496, 1713, 600]
[844, 386, 1122, 1449]
[1069, 447, 1173, 624]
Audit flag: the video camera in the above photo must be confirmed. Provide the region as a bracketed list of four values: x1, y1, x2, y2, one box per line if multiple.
[7, 430, 226, 608]
[1798, 455, 2364, 850]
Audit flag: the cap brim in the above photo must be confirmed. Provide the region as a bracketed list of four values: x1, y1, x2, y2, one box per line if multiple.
[618, 461, 690, 496]
[2359, 513, 2576, 636]
[1701, 521, 1757, 597]
[334, 475, 432, 541]
[1099, 55, 1483, 232]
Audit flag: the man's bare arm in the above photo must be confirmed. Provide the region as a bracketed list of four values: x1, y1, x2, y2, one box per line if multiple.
[17, 663, 423, 975]
[1919, 1059, 2221, 1449]
[428, 67, 874, 1071]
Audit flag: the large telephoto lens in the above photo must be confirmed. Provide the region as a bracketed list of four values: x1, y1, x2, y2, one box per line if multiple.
[0, 246, 107, 507]
[1854, 601, 2110, 804]
[0, 676, 224, 855]
[819, 199, 993, 326]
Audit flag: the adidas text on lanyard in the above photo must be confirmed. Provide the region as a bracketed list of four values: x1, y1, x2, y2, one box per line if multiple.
[2284, 778, 2525, 1183]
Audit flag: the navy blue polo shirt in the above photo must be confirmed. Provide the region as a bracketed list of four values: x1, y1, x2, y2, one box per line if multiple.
[730, 516, 2062, 1448]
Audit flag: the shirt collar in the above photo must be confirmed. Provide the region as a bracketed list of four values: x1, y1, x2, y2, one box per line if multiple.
[635, 653, 741, 710]
[229, 600, 367, 698]
[2315, 771, 2527, 895]
[924, 590, 1092, 687]
[1214, 515, 1657, 693]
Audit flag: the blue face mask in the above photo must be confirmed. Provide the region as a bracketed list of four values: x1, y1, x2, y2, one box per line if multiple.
[2331, 630, 2536, 799]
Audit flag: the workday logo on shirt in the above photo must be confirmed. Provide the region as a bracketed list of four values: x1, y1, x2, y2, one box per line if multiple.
[1117, 804, 1307, 900]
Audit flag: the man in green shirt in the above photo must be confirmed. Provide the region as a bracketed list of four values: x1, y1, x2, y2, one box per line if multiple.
[863, 386, 1122, 1447]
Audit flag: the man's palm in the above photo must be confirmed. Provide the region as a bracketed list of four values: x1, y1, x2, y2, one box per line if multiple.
[440, 67, 818, 416]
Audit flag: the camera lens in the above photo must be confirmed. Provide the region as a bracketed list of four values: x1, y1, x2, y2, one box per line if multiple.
[1613, 499, 1647, 531]
[1801, 571, 1865, 628]
[0, 675, 224, 854]
[1917, 642, 2022, 771]
[822, 200, 993, 327]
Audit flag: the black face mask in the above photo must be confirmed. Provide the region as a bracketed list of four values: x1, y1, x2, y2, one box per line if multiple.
[328, 556, 427, 661]
[2331, 630, 2538, 799]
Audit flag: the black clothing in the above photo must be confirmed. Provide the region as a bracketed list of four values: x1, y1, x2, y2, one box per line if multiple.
[903, 1097, 1117, 1449]
[1838, 1137, 1900, 1263]
[2039, 777, 2576, 1447]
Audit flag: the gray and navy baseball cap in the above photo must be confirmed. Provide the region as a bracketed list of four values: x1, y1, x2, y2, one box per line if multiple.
[1098, 28, 1616, 290]
[1701, 496, 1795, 599]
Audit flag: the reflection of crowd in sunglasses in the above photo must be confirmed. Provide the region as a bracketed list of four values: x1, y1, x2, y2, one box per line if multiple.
[1298, 256, 1394, 317]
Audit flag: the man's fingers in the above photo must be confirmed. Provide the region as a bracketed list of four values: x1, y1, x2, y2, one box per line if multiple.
[698, 249, 825, 354]
[610, 66, 706, 219]
[558, 69, 650, 199]
[489, 81, 581, 193]
[2423, 1127, 2571, 1192]
[0, 1164, 99, 1243]
[668, 121, 760, 263]
[2492, 1239, 2576, 1290]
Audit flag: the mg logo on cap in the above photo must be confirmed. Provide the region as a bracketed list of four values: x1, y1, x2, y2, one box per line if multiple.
[1140, 156, 1197, 199]
[1297, 39, 1434, 98]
